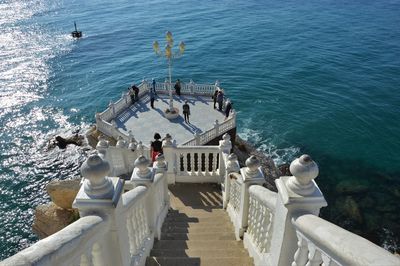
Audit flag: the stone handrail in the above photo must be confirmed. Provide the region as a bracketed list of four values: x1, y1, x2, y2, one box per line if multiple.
[2, 153, 171, 266]
[153, 81, 216, 96]
[181, 113, 236, 146]
[1, 216, 112, 266]
[291, 214, 400, 266]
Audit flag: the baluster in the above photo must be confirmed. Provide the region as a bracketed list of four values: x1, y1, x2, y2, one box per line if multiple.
[177, 153, 182, 174]
[306, 244, 323, 266]
[210, 152, 216, 175]
[133, 208, 140, 254]
[183, 152, 188, 173]
[190, 152, 195, 175]
[194, 152, 198, 173]
[321, 253, 337, 266]
[127, 213, 136, 255]
[251, 198, 260, 241]
[263, 209, 274, 252]
[257, 208, 266, 249]
[142, 201, 149, 235]
[92, 243, 105, 266]
[247, 196, 253, 235]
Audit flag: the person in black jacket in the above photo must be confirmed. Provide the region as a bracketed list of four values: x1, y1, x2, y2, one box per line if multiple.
[182, 100, 190, 123]
[225, 100, 233, 120]
[174, 79, 181, 96]
[151, 133, 163, 161]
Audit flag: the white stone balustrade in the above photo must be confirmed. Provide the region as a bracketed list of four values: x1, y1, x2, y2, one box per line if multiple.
[243, 185, 277, 265]
[169, 145, 221, 183]
[1, 215, 113, 266]
[291, 214, 400, 266]
[223, 153, 240, 209]
[227, 155, 266, 239]
[5, 150, 400, 266]
[95, 80, 235, 147]
[97, 138, 145, 177]
[267, 154, 327, 266]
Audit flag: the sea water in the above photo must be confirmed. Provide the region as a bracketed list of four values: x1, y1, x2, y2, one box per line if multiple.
[1, 0, 399, 258]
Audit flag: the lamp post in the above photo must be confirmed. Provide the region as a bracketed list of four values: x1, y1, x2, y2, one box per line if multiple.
[153, 31, 185, 113]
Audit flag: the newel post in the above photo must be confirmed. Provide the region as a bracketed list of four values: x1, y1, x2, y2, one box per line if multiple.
[214, 119, 220, 136]
[109, 100, 115, 117]
[218, 133, 232, 184]
[162, 134, 176, 184]
[269, 154, 327, 266]
[235, 155, 265, 239]
[73, 153, 124, 265]
[194, 132, 200, 145]
[223, 153, 240, 209]
[190, 79, 195, 94]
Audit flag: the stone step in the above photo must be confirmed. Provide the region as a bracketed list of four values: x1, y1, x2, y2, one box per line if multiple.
[150, 248, 248, 258]
[161, 226, 233, 234]
[146, 256, 254, 266]
[162, 220, 232, 228]
[161, 232, 235, 240]
[169, 206, 224, 212]
[164, 215, 230, 223]
[153, 240, 243, 250]
[167, 210, 227, 217]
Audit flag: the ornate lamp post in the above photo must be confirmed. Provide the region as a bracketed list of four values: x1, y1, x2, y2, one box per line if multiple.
[153, 31, 185, 114]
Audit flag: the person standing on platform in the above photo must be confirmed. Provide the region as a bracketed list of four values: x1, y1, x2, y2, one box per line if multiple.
[129, 85, 135, 102]
[149, 89, 155, 108]
[174, 79, 181, 96]
[182, 100, 190, 123]
[225, 100, 233, 120]
[133, 85, 139, 102]
[152, 78, 157, 95]
[212, 88, 219, 109]
[217, 90, 224, 111]
[150, 133, 163, 161]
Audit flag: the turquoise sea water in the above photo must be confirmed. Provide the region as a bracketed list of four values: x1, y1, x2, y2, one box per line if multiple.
[1, 0, 400, 259]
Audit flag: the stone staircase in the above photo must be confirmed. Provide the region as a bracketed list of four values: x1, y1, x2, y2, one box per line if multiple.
[146, 183, 254, 266]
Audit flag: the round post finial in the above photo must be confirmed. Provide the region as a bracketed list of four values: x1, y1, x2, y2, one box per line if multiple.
[219, 133, 232, 154]
[226, 153, 240, 173]
[128, 139, 137, 151]
[134, 155, 151, 179]
[116, 136, 127, 148]
[162, 133, 173, 147]
[137, 141, 144, 156]
[81, 154, 114, 199]
[154, 154, 167, 173]
[288, 154, 319, 196]
[245, 155, 260, 175]
[96, 137, 109, 157]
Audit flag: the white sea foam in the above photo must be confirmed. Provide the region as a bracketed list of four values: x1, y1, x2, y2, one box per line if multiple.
[238, 127, 300, 166]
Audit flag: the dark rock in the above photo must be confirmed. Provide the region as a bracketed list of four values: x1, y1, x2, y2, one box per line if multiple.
[342, 196, 363, 224]
[336, 180, 369, 194]
[233, 136, 280, 192]
[54, 134, 84, 149]
[278, 163, 291, 176]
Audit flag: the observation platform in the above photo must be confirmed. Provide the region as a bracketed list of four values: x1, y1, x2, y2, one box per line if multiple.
[114, 93, 226, 145]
